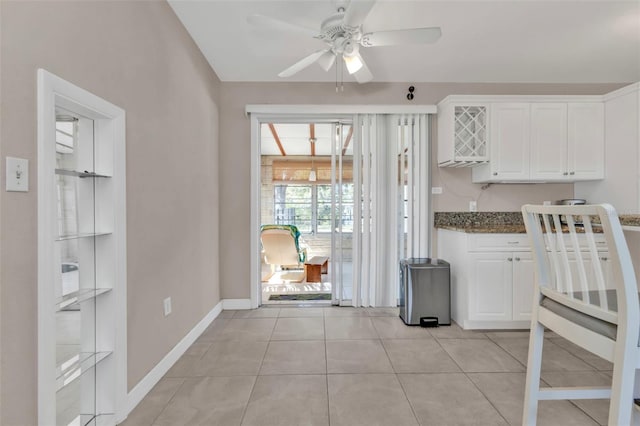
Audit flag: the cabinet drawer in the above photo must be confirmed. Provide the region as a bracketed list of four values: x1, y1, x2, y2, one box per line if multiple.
[467, 234, 529, 251]
[554, 234, 607, 251]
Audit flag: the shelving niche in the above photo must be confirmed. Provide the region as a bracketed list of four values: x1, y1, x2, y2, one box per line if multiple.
[38, 70, 127, 426]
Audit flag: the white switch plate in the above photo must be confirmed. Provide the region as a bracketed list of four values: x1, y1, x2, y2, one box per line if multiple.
[163, 297, 172, 316]
[431, 187, 443, 195]
[469, 200, 478, 212]
[6, 157, 29, 192]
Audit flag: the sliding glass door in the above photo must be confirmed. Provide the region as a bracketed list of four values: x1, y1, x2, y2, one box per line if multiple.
[258, 119, 353, 305]
[254, 113, 431, 307]
[331, 122, 354, 305]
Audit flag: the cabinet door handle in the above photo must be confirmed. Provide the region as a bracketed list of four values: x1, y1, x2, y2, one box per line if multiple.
[493, 172, 498, 176]
[600, 257, 608, 261]
[515, 257, 521, 261]
[563, 172, 568, 176]
[570, 171, 575, 175]
[507, 257, 513, 261]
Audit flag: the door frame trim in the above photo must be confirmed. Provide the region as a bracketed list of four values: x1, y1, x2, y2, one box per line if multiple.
[249, 106, 436, 309]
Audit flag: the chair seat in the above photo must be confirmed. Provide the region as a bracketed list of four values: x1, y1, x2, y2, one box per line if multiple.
[541, 290, 640, 344]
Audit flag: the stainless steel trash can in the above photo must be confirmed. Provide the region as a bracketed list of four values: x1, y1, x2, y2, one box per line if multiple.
[399, 258, 450, 326]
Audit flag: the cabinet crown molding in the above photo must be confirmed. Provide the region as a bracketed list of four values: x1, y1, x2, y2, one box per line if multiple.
[602, 82, 640, 102]
[438, 94, 604, 105]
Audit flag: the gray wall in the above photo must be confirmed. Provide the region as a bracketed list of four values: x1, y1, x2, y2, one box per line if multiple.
[0, 1, 221, 423]
[218, 82, 624, 300]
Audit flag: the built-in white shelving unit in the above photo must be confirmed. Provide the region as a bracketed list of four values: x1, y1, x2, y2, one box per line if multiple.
[38, 70, 127, 426]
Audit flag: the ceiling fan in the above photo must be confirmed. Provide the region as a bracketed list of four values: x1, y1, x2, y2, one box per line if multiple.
[247, 0, 442, 84]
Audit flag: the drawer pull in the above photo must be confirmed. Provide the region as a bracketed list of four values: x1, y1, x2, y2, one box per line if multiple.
[515, 257, 521, 261]
[507, 241, 519, 245]
[507, 257, 513, 262]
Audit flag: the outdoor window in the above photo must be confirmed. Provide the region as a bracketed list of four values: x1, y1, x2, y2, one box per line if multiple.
[274, 184, 354, 234]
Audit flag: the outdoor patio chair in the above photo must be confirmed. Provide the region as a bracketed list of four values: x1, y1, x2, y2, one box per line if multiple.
[260, 224, 307, 271]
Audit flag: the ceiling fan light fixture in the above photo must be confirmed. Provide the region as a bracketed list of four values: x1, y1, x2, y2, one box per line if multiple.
[344, 54, 363, 74]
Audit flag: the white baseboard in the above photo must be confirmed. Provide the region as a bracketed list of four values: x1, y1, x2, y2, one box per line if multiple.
[462, 319, 530, 330]
[223, 298, 252, 310]
[125, 300, 223, 416]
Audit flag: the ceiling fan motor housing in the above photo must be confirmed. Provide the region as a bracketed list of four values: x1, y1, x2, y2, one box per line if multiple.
[319, 13, 346, 41]
[318, 12, 362, 47]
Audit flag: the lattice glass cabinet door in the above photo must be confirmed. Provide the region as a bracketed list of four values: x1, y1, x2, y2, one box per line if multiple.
[453, 105, 488, 160]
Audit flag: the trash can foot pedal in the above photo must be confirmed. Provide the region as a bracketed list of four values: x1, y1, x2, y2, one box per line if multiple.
[420, 317, 439, 328]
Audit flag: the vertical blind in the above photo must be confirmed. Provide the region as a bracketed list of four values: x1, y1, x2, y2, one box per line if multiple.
[351, 114, 431, 307]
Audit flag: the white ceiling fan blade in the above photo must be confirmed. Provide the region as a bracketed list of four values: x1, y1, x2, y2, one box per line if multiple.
[247, 14, 318, 37]
[342, 0, 376, 29]
[362, 27, 442, 47]
[317, 50, 336, 72]
[353, 54, 373, 83]
[278, 49, 331, 78]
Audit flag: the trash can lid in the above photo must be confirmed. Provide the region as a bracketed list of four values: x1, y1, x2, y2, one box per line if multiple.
[400, 258, 449, 267]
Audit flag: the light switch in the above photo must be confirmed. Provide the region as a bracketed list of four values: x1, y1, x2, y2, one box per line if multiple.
[6, 157, 28, 192]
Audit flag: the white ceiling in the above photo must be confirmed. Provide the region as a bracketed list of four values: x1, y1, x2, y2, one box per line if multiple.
[168, 0, 640, 84]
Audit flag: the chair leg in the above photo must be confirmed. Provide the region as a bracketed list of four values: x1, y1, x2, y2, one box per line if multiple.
[608, 355, 635, 426]
[523, 321, 545, 426]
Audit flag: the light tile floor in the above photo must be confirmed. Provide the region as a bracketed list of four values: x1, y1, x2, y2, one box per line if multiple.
[122, 307, 613, 426]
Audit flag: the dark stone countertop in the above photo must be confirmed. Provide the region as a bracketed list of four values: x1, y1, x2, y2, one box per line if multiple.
[435, 212, 640, 234]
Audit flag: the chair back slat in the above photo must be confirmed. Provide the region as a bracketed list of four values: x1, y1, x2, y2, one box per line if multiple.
[541, 213, 563, 293]
[551, 213, 574, 295]
[582, 216, 609, 309]
[565, 214, 591, 304]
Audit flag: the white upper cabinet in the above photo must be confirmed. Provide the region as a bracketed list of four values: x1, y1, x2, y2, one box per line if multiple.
[530, 102, 604, 181]
[462, 96, 605, 183]
[488, 103, 531, 181]
[567, 103, 605, 180]
[471, 103, 532, 182]
[530, 103, 568, 180]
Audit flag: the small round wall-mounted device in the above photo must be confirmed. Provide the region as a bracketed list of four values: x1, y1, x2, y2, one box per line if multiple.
[407, 86, 415, 101]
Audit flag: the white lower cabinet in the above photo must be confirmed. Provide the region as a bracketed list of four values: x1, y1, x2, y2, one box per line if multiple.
[467, 252, 512, 322]
[468, 251, 534, 323]
[463, 247, 534, 328]
[511, 252, 535, 322]
[438, 229, 605, 330]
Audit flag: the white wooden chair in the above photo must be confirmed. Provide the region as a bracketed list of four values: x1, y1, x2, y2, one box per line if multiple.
[521, 203, 640, 425]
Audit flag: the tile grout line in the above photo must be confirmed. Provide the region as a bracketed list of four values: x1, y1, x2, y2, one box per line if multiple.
[324, 321, 331, 426]
[432, 331, 514, 425]
[238, 334, 273, 426]
[484, 334, 603, 425]
[146, 377, 186, 426]
[237, 375, 259, 426]
[375, 322, 421, 425]
[394, 371, 423, 426]
[464, 370, 513, 425]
